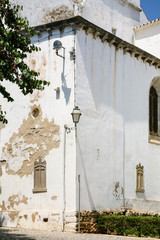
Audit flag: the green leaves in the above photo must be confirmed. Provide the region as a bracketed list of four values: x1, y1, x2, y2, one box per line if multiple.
[0, 0, 49, 122]
[97, 215, 160, 238]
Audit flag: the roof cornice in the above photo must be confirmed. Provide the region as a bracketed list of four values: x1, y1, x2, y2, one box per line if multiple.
[120, 0, 142, 12]
[34, 16, 160, 69]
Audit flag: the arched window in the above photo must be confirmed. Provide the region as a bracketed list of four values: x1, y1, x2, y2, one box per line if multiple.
[33, 157, 47, 193]
[149, 86, 158, 136]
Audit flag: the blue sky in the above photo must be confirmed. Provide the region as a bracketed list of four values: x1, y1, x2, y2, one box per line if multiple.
[141, 0, 160, 21]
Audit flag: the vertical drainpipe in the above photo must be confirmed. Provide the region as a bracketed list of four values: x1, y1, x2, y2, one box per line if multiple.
[123, 119, 126, 210]
[73, 28, 79, 231]
[122, 53, 126, 211]
[62, 28, 77, 232]
[73, 28, 76, 107]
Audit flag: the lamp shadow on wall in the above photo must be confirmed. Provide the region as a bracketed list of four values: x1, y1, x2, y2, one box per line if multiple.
[61, 52, 71, 105]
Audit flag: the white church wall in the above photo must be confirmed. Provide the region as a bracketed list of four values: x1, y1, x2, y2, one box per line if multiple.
[10, 0, 143, 44]
[140, 10, 148, 24]
[75, 30, 125, 211]
[75, 28, 160, 214]
[0, 27, 77, 231]
[134, 22, 160, 58]
[82, 0, 141, 43]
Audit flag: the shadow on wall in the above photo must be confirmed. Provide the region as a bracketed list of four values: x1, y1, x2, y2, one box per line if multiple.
[61, 50, 71, 105]
[77, 137, 96, 211]
[0, 228, 36, 240]
[0, 214, 5, 227]
[78, 33, 156, 123]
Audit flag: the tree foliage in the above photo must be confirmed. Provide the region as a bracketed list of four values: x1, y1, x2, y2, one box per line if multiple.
[0, 0, 49, 123]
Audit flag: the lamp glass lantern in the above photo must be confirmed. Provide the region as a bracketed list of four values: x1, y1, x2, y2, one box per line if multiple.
[71, 106, 81, 124]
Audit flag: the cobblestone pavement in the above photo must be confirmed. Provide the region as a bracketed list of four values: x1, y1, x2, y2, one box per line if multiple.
[0, 228, 157, 240]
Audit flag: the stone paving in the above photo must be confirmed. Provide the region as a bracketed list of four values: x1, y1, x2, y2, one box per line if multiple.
[0, 228, 158, 240]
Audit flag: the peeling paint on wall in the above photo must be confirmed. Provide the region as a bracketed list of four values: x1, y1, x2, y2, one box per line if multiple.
[2, 106, 60, 178]
[37, 52, 47, 80]
[8, 211, 19, 222]
[28, 52, 47, 81]
[0, 201, 7, 211]
[0, 194, 28, 212]
[24, 214, 28, 220]
[30, 90, 41, 104]
[51, 196, 57, 200]
[32, 212, 39, 223]
[43, 6, 74, 24]
[113, 182, 123, 200]
[8, 195, 28, 209]
[114, 182, 120, 193]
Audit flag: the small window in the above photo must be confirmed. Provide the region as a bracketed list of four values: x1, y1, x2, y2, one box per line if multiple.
[136, 163, 144, 193]
[112, 28, 117, 35]
[33, 157, 47, 193]
[149, 86, 158, 136]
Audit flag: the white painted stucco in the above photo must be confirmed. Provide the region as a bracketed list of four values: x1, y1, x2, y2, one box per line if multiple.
[10, 0, 147, 44]
[75, 28, 160, 213]
[134, 22, 160, 58]
[1, 0, 160, 232]
[0, 27, 77, 231]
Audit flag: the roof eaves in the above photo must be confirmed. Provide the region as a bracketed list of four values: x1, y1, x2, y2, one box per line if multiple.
[134, 18, 160, 31]
[120, 0, 142, 12]
[34, 16, 160, 68]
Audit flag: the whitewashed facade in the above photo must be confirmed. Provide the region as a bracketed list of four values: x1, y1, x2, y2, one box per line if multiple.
[1, 0, 160, 232]
[134, 20, 160, 58]
[0, 25, 77, 231]
[10, 0, 147, 43]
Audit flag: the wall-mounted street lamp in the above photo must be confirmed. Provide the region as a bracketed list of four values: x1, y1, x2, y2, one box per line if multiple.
[53, 40, 65, 59]
[71, 106, 81, 233]
[71, 106, 81, 126]
[62, 107, 81, 232]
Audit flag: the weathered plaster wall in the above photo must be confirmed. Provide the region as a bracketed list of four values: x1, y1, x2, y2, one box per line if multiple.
[75, 28, 160, 214]
[134, 23, 160, 58]
[0, 27, 77, 231]
[10, 0, 145, 44]
[81, 0, 141, 43]
[10, 0, 74, 26]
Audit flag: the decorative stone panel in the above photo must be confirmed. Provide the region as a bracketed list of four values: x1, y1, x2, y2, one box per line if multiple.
[136, 163, 144, 193]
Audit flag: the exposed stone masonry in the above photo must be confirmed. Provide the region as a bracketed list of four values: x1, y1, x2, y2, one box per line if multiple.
[76, 211, 100, 233]
[77, 210, 160, 233]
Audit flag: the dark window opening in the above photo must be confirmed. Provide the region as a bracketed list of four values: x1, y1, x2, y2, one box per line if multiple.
[149, 86, 158, 135]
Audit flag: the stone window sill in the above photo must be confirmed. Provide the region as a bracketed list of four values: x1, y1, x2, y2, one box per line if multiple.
[149, 135, 160, 145]
[33, 188, 47, 193]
